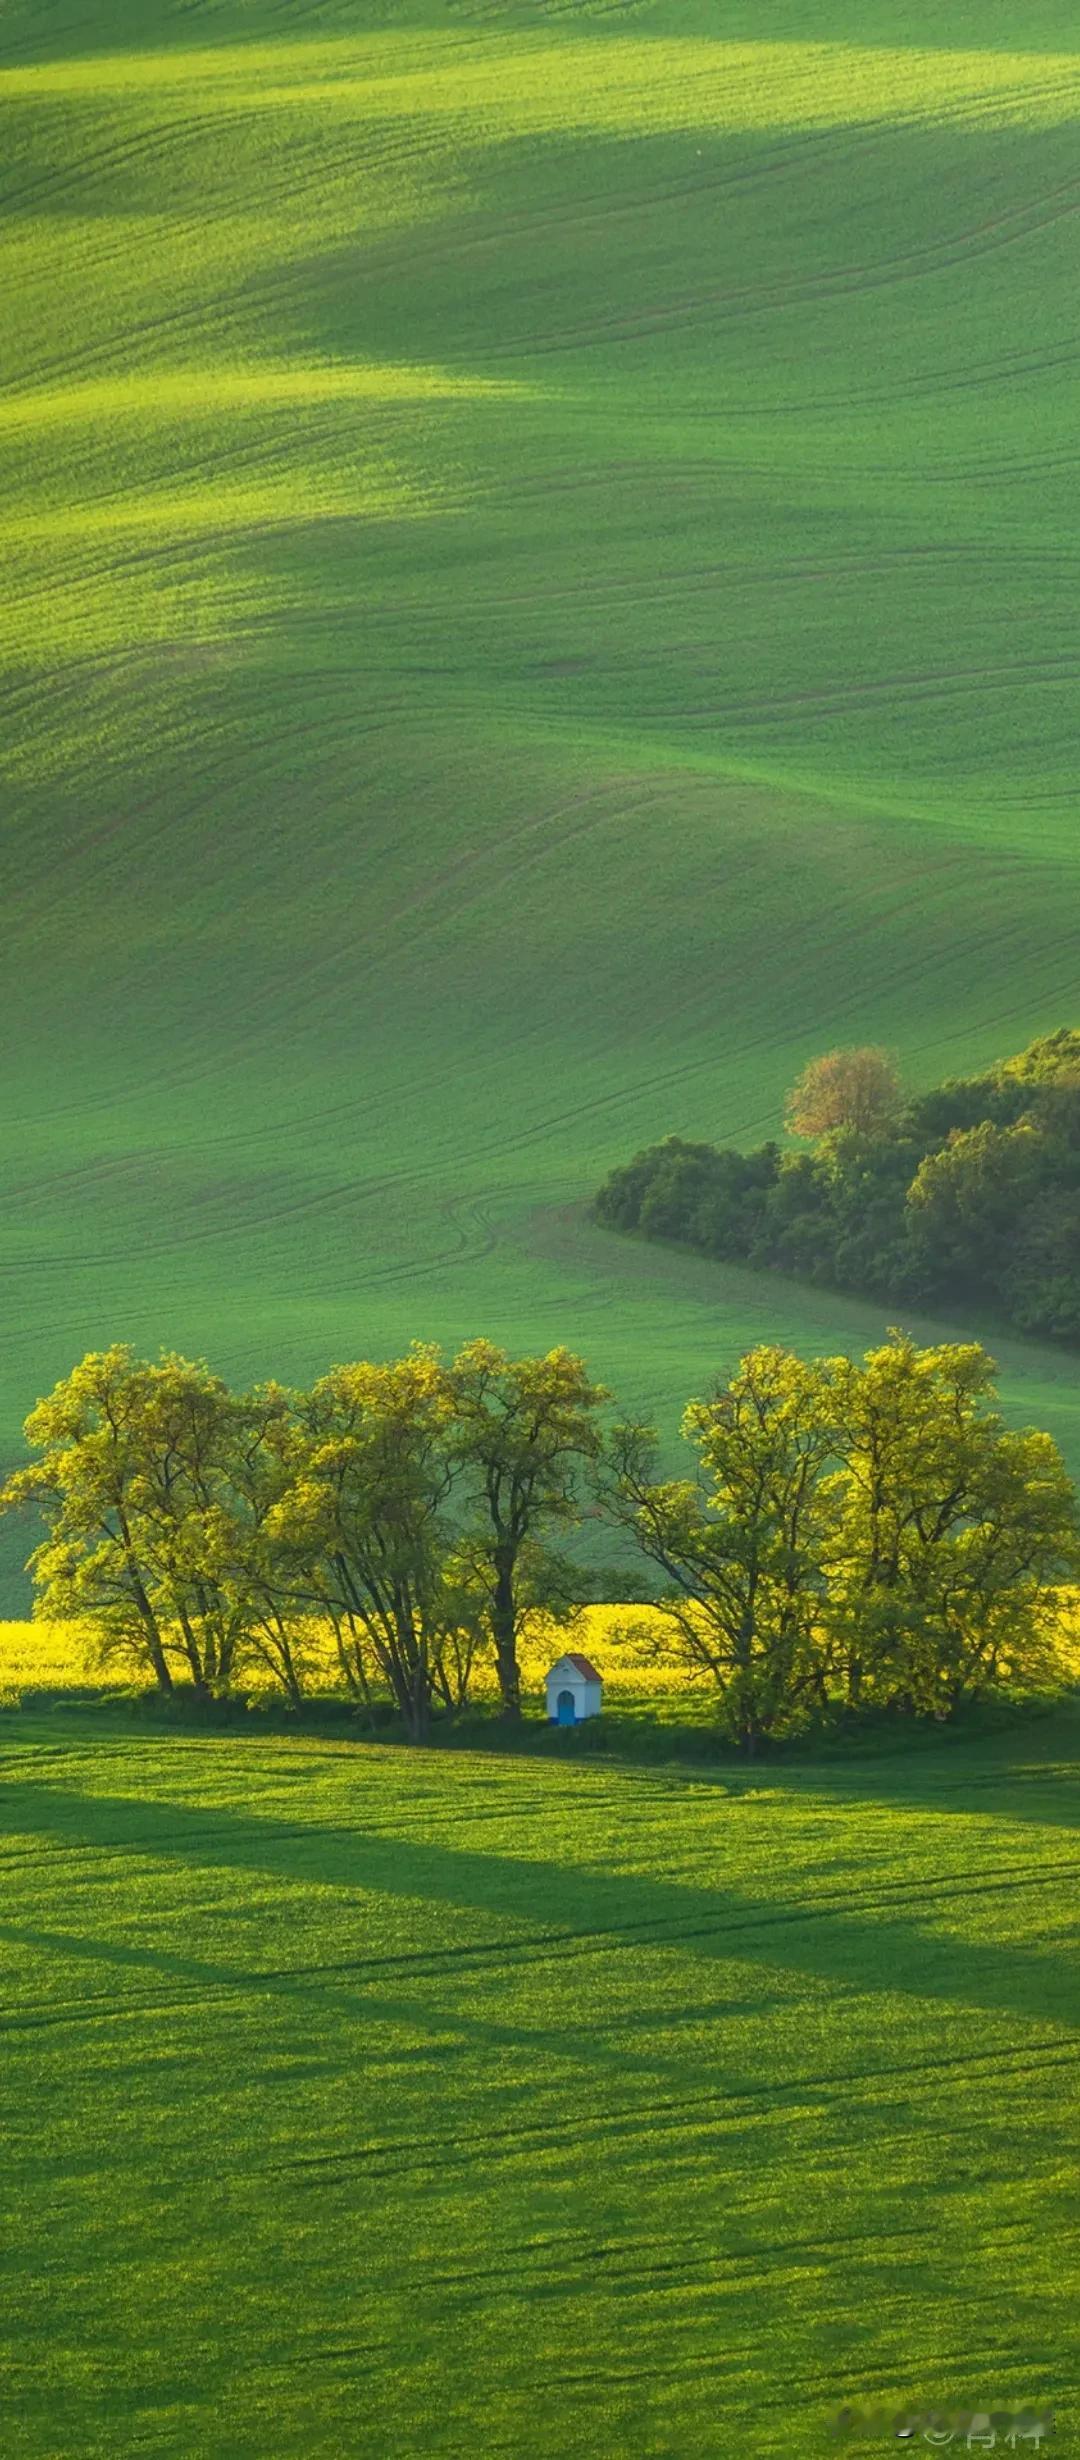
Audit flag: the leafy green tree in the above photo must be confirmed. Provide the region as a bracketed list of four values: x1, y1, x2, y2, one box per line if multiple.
[825, 1334, 1079, 1713]
[0, 1348, 264, 1697]
[608, 1347, 837, 1753]
[108, 1353, 254, 1698]
[1001, 1190, 1080, 1340]
[207, 1382, 318, 1707]
[8, 1329, 1076, 1741]
[998, 1026, 1080, 1090]
[905, 1119, 1041, 1295]
[448, 1340, 608, 1718]
[267, 1347, 458, 1741]
[0, 1348, 323, 1706]
[594, 1136, 781, 1259]
[594, 1028, 1080, 1344]
[0, 1347, 179, 1694]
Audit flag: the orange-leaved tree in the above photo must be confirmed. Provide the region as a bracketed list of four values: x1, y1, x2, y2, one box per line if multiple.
[785, 1045, 901, 1141]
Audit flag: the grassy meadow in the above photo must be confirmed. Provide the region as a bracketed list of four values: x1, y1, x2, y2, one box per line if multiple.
[0, 1703, 1076, 2455]
[5, 2, 1080, 1608]
[6, 14, 1080, 2450]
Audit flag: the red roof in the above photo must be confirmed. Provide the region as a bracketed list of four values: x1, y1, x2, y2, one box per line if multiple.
[565, 1653, 602, 1684]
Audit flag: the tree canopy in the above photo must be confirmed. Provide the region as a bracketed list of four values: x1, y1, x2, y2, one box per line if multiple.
[448, 1340, 608, 1718]
[3, 1328, 1075, 1751]
[0, 1338, 607, 1741]
[595, 1028, 1080, 1341]
[785, 1045, 901, 1140]
[607, 1333, 1077, 1750]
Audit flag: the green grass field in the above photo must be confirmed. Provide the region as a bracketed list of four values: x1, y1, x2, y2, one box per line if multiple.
[1, 1706, 1076, 2455]
[5, 19, 1080, 2445]
[5, 0, 1080, 1616]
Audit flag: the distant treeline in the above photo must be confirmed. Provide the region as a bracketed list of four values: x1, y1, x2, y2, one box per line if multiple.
[2, 1331, 1077, 1754]
[595, 1029, 1080, 1341]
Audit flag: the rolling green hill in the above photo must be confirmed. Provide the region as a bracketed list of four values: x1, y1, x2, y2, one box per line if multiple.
[1, 1711, 1076, 2455]
[5, 1, 1080, 1608]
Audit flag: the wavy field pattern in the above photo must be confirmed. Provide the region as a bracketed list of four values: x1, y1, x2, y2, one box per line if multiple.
[4, 0, 1080, 1598]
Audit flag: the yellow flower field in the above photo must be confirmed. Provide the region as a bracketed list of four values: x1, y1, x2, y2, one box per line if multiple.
[3, 1603, 1075, 1716]
[0, 1607, 692, 1712]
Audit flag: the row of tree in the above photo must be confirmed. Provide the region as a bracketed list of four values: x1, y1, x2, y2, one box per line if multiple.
[0, 1341, 606, 1740]
[595, 1029, 1080, 1339]
[2, 1333, 1075, 1752]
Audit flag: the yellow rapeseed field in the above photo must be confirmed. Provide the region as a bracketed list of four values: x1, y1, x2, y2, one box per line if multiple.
[3, 1606, 1075, 1714]
[0, 1608, 690, 1711]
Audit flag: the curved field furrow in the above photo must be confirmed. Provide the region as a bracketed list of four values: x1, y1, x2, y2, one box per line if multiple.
[491, 181, 1080, 360]
[4, 0, 1080, 1542]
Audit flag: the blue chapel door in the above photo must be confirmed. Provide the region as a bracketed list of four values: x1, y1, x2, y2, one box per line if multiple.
[556, 1689, 577, 1726]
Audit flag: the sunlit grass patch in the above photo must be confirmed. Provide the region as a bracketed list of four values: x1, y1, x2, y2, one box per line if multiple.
[0, 363, 527, 430]
[5, 36, 1080, 135]
[0, 361, 521, 666]
[3, 477, 420, 544]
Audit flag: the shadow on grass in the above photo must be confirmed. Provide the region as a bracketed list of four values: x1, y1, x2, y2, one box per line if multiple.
[1, 1765, 1078, 2035]
[5, 1678, 1079, 1801]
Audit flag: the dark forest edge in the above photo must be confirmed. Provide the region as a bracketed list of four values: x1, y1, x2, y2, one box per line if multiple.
[3, 1330, 1079, 1757]
[594, 1029, 1080, 1341]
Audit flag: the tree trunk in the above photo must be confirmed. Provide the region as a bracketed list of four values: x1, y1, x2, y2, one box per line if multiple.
[117, 1508, 173, 1694]
[383, 1606, 431, 1743]
[218, 1627, 239, 1694]
[176, 1607, 210, 1699]
[269, 1612, 304, 1707]
[405, 1685, 430, 1744]
[143, 1622, 174, 1697]
[491, 1553, 521, 1719]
